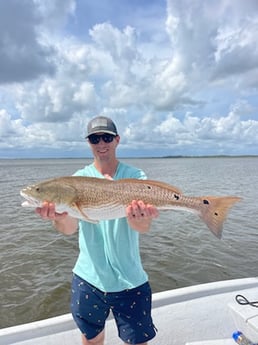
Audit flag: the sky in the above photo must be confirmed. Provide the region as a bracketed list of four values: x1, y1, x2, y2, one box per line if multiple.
[0, 0, 258, 158]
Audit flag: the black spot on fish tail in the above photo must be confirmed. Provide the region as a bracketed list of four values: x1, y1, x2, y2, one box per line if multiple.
[174, 194, 179, 200]
[198, 195, 241, 238]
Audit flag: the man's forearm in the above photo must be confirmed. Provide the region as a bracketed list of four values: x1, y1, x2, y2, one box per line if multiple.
[52, 216, 79, 235]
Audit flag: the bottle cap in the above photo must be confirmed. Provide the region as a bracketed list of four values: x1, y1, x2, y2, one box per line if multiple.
[232, 331, 242, 341]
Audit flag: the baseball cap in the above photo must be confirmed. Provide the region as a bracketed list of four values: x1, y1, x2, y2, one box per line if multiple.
[86, 116, 118, 138]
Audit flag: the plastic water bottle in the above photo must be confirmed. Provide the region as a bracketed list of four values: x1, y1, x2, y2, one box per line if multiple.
[232, 331, 257, 345]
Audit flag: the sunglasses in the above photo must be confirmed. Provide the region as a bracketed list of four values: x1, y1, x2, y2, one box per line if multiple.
[88, 133, 116, 145]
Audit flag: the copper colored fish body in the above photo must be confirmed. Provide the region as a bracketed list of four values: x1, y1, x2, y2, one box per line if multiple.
[20, 176, 241, 238]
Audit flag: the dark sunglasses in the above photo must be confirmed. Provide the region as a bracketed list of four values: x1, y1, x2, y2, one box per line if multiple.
[88, 133, 116, 144]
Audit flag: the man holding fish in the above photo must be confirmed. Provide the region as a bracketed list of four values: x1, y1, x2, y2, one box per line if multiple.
[35, 116, 159, 345]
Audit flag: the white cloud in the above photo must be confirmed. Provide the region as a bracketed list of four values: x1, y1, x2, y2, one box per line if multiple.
[214, 19, 258, 80]
[155, 114, 184, 135]
[0, 0, 56, 83]
[0, 0, 257, 157]
[0, 110, 16, 137]
[72, 82, 96, 106]
[34, 0, 76, 30]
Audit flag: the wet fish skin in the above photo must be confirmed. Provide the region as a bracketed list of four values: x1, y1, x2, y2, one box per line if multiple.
[20, 176, 242, 238]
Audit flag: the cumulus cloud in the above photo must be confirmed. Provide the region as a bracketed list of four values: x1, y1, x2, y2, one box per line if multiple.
[0, 110, 17, 137]
[115, 103, 258, 157]
[34, 0, 76, 30]
[0, 0, 56, 83]
[166, 0, 258, 87]
[16, 77, 97, 123]
[0, 0, 257, 157]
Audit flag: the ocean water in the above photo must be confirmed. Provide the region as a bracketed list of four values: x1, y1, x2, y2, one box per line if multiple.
[0, 157, 258, 328]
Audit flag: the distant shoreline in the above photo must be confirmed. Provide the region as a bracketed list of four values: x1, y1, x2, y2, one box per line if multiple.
[0, 155, 258, 160]
[160, 155, 258, 159]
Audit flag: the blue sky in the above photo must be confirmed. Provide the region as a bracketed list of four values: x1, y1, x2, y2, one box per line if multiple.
[0, 0, 258, 158]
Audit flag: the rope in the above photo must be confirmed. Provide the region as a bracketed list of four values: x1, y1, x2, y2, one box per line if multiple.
[235, 294, 258, 308]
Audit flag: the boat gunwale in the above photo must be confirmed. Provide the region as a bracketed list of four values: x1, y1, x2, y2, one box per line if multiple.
[1, 277, 258, 345]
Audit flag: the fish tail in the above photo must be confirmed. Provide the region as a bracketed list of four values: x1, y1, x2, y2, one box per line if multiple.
[198, 196, 242, 238]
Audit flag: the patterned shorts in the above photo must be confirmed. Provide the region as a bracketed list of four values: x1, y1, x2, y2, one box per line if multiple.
[71, 274, 157, 344]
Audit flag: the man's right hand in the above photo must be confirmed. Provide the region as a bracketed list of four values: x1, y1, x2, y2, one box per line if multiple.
[35, 202, 78, 235]
[35, 201, 68, 221]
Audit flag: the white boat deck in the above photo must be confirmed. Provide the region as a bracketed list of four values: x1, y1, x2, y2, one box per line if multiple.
[1, 277, 258, 345]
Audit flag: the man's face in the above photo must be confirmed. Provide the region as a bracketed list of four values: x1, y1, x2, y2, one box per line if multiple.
[88, 132, 120, 160]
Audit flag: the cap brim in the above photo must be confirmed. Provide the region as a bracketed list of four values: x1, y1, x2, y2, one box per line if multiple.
[86, 130, 117, 138]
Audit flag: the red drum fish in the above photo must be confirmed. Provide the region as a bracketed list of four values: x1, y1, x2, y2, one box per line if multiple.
[20, 176, 241, 238]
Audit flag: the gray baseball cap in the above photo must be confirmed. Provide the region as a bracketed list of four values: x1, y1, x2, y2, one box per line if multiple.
[86, 116, 118, 138]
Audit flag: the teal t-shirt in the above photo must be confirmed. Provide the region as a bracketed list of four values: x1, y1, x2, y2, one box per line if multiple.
[72, 161, 148, 292]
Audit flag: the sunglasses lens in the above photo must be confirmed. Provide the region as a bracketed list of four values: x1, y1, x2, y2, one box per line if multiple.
[88, 134, 115, 144]
[88, 135, 100, 144]
[103, 134, 114, 143]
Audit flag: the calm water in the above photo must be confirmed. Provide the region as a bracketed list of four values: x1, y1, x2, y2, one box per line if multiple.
[0, 157, 258, 328]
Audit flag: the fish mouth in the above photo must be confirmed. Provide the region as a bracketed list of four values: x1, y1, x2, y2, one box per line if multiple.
[20, 190, 41, 208]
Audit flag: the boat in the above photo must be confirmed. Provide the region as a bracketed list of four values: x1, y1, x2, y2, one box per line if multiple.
[1, 277, 258, 345]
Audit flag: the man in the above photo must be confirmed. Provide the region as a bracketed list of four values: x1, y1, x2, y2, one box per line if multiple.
[36, 116, 158, 345]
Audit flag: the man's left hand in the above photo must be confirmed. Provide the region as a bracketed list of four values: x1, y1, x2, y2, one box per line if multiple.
[126, 200, 159, 232]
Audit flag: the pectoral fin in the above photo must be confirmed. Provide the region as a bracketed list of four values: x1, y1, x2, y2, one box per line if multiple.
[72, 202, 99, 224]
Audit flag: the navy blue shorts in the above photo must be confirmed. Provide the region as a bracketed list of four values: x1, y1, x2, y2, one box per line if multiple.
[71, 274, 157, 344]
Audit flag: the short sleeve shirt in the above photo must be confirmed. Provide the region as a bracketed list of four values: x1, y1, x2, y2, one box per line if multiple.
[72, 161, 148, 292]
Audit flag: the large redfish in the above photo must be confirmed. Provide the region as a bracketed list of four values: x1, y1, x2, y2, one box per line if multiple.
[20, 176, 241, 238]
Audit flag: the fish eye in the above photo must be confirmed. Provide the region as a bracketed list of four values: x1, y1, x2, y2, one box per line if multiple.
[35, 187, 40, 192]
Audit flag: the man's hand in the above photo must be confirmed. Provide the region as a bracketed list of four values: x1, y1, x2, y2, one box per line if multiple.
[35, 202, 68, 221]
[35, 202, 78, 235]
[126, 200, 159, 233]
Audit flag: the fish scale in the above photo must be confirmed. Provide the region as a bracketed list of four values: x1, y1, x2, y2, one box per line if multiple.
[20, 176, 241, 238]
